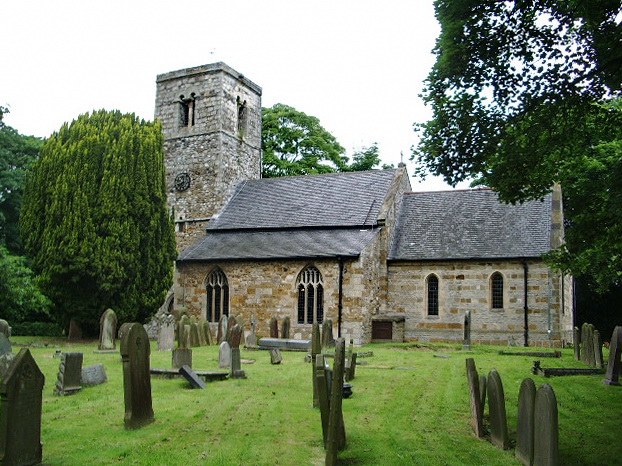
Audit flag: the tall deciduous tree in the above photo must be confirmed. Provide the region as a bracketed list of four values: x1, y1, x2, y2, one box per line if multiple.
[414, 0, 622, 290]
[20, 110, 176, 334]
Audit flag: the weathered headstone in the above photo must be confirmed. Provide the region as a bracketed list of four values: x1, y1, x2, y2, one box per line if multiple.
[81, 363, 108, 386]
[179, 365, 206, 389]
[581, 323, 596, 367]
[54, 352, 83, 396]
[178, 315, 190, 347]
[197, 319, 207, 346]
[229, 324, 246, 378]
[189, 323, 200, 347]
[593, 329, 604, 369]
[269, 317, 279, 338]
[312, 322, 321, 408]
[157, 314, 175, 351]
[202, 321, 213, 346]
[246, 320, 258, 347]
[533, 384, 558, 465]
[321, 320, 332, 350]
[217, 314, 228, 344]
[219, 341, 232, 369]
[229, 324, 243, 349]
[603, 326, 622, 386]
[172, 348, 192, 369]
[270, 349, 283, 365]
[281, 316, 291, 340]
[573, 326, 581, 361]
[487, 369, 509, 450]
[463, 310, 472, 350]
[516, 378, 536, 465]
[98, 308, 118, 350]
[0, 334, 11, 356]
[0, 319, 10, 339]
[465, 358, 484, 437]
[478, 374, 487, 419]
[0, 353, 15, 379]
[181, 325, 191, 350]
[315, 354, 330, 445]
[326, 338, 347, 465]
[345, 352, 357, 382]
[68, 318, 82, 341]
[120, 323, 154, 429]
[0, 348, 44, 465]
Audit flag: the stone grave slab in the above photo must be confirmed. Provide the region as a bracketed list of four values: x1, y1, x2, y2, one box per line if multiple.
[603, 326, 622, 386]
[499, 350, 562, 358]
[281, 316, 291, 340]
[81, 363, 108, 386]
[98, 308, 117, 350]
[270, 349, 283, 365]
[312, 322, 321, 408]
[326, 338, 347, 465]
[516, 378, 536, 465]
[465, 358, 484, 438]
[259, 338, 311, 351]
[54, 352, 83, 396]
[157, 314, 175, 351]
[151, 368, 228, 382]
[269, 316, 279, 338]
[533, 384, 558, 465]
[0, 334, 11, 356]
[219, 341, 231, 369]
[179, 365, 206, 389]
[573, 326, 581, 361]
[230, 347, 246, 379]
[172, 348, 192, 369]
[487, 369, 509, 450]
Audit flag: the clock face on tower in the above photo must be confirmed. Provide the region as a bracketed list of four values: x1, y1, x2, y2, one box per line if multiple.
[174, 172, 191, 192]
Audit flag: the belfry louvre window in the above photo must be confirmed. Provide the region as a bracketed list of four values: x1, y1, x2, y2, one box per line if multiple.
[206, 268, 229, 322]
[427, 275, 439, 316]
[491, 272, 504, 309]
[297, 266, 324, 324]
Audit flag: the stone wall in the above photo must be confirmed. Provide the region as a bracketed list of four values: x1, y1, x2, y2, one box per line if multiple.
[386, 259, 570, 347]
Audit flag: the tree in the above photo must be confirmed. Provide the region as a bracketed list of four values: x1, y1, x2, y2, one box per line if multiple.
[20, 110, 177, 335]
[343, 143, 394, 172]
[262, 103, 347, 177]
[414, 1, 622, 290]
[0, 106, 43, 254]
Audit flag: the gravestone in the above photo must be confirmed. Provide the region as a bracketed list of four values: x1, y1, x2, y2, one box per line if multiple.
[81, 363, 108, 386]
[463, 310, 472, 350]
[172, 348, 192, 369]
[281, 316, 291, 339]
[54, 352, 83, 396]
[179, 365, 206, 389]
[202, 321, 213, 346]
[0, 348, 44, 465]
[181, 325, 191, 350]
[68, 318, 82, 341]
[269, 317, 279, 338]
[573, 326, 581, 361]
[516, 378, 536, 465]
[0, 334, 11, 356]
[315, 354, 330, 445]
[465, 358, 484, 437]
[479, 374, 487, 419]
[326, 338, 347, 466]
[197, 319, 207, 346]
[0, 319, 10, 339]
[178, 315, 190, 347]
[533, 384, 558, 465]
[312, 322, 321, 408]
[270, 349, 283, 365]
[219, 341, 232, 369]
[157, 314, 175, 351]
[321, 320, 332, 350]
[593, 330, 604, 369]
[217, 314, 228, 344]
[487, 369, 509, 450]
[229, 325, 246, 378]
[0, 337, 14, 378]
[581, 323, 596, 367]
[189, 323, 200, 347]
[603, 326, 622, 386]
[229, 324, 243, 349]
[345, 352, 357, 382]
[120, 323, 154, 429]
[98, 308, 118, 350]
[246, 320, 258, 347]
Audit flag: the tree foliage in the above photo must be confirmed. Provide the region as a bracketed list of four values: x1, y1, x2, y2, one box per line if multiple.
[343, 143, 394, 172]
[0, 106, 43, 254]
[20, 110, 177, 334]
[414, 0, 622, 290]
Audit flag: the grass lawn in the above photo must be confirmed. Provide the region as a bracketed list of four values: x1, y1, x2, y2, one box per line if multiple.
[11, 337, 622, 465]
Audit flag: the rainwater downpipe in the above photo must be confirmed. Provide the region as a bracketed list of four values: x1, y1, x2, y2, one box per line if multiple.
[523, 261, 529, 347]
[547, 274, 553, 346]
[337, 256, 344, 338]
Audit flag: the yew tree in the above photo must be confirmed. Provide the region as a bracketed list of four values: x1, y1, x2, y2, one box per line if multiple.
[20, 110, 176, 334]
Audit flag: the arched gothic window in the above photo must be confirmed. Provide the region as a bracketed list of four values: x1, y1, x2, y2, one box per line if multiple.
[206, 268, 229, 322]
[297, 266, 324, 324]
[427, 274, 439, 316]
[491, 272, 504, 309]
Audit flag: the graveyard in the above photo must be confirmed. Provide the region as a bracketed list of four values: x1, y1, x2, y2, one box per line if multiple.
[4, 334, 621, 465]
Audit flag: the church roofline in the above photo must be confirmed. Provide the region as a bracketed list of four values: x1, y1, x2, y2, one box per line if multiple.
[156, 62, 262, 95]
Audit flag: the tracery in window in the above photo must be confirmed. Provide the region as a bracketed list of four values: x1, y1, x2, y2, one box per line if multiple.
[296, 266, 324, 324]
[206, 268, 229, 322]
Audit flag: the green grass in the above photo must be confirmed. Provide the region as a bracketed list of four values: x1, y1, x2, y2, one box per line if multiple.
[11, 337, 622, 465]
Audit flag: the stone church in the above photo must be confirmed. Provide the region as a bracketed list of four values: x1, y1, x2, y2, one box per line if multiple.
[156, 62, 574, 346]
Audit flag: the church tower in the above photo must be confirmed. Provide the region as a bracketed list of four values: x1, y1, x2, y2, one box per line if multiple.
[155, 63, 262, 251]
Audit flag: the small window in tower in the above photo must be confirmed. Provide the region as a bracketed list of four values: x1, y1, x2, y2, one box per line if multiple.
[178, 93, 196, 128]
[237, 96, 247, 135]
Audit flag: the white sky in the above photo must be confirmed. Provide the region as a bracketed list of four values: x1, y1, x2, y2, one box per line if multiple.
[0, 0, 470, 191]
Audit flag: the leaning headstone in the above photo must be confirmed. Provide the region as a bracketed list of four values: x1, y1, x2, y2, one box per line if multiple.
[0, 319, 10, 339]
[573, 326, 581, 361]
[516, 378, 536, 465]
[465, 358, 484, 437]
[593, 330, 604, 369]
[219, 341, 232, 369]
[202, 321, 213, 346]
[533, 384, 559, 465]
[326, 338, 347, 466]
[281, 316, 291, 340]
[157, 314, 175, 351]
[81, 363, 108, 386]
[246, 320, 258, 348]
[179, 365, 206, 389]
[54, 352, 83, 396]
[463, 310, 472, 350]
[478, 374, 487, 419]
[312, 322, 321, 407]
[120, 323, 154, 429]
[270, 349, 283, 365]
[603, 326, 622, 386]
[98, 308, 118, 350]
[189, 323, 200, 347]
[315, 354, 330, 445]
[0, 334, 11, 356]
[269, 317, 279, 338]
[487, 369, 509, 450]
[172, 348, 192, 369]
[68, 318, 82, 341]
[0, 348, 44, 465]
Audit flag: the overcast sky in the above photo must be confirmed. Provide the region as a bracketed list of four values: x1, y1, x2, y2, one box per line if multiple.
[1, 0, 470, 191]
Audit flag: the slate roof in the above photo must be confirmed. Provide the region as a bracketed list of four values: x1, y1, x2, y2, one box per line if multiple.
[389, 189, 552, 261]
[178, 170, 398, 262]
